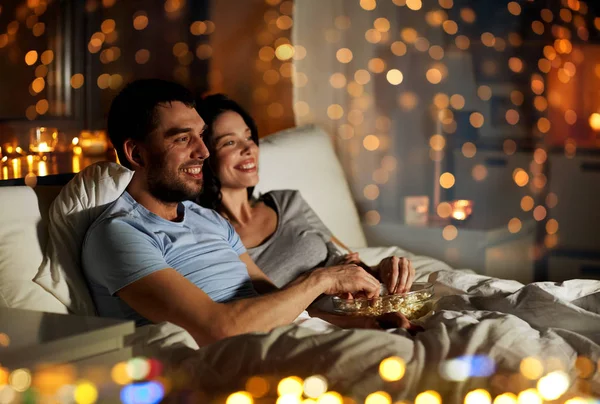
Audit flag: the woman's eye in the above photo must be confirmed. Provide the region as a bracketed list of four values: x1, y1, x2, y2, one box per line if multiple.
[224, 140, 235, 146]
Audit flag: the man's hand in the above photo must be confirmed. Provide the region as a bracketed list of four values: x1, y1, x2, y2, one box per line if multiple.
[313, 264, 380, 298]
[340, 252, 360, 265]
[376, 256, 416, 294]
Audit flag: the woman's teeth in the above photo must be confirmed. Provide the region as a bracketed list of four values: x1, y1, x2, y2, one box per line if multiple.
[238, 163, 255, 169]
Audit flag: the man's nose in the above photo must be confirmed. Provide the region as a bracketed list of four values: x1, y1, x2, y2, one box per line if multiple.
[192, 137, 210, 160]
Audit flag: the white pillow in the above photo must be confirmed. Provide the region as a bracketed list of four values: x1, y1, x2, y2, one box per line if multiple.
[34, 162, 133, 315]
[254, 124, 367, 248]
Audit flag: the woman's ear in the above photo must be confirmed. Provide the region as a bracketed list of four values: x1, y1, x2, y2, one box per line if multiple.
[123, 139, 144, 168]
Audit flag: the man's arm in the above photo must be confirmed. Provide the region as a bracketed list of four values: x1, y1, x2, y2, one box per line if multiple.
[117, 263, 379, 347]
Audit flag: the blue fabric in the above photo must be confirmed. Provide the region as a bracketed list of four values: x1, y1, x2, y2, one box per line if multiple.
[82, 191, 257, 326]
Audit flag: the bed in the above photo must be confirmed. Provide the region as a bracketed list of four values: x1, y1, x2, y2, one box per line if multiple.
[0, 124, 598, 402]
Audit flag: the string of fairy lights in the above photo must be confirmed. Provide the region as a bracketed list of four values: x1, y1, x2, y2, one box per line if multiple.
[261, 0, 600, 261]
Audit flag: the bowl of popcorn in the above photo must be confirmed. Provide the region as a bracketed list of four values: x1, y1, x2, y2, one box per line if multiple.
[331, 282, 434, 320]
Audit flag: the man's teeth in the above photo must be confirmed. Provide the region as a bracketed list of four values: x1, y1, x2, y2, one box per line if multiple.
[238, 163, 255, 169]
[182, 167, 202, 174]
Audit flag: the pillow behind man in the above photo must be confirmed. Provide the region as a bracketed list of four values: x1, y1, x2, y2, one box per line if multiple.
[34, 162, 133, 315]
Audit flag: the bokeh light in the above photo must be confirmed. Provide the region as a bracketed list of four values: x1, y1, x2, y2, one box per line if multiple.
[464, 389, 492, 404]
[365, 391, 392, 404]
[415, 390, 442, 404]
[520, 357, 544, 380]
[379, 357, 406, 382]
[227, 391, 254, 404]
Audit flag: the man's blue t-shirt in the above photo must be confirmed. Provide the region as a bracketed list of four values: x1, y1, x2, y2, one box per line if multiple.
[81, 191, 258, 326]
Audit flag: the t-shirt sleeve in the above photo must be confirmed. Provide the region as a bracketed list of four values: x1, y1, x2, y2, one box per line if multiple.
[225, 218, 247, 255]
[82, 218, 171, 295]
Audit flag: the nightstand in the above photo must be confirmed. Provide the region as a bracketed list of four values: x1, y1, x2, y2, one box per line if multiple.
[363, 220, 537, 284]
[0, 307, 134, 370]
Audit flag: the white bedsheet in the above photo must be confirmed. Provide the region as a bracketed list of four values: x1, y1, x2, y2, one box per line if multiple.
[131, 248, 600, 401]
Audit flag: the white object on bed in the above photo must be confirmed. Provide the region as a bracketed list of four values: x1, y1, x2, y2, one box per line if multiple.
[34, 162, 133, 314]
[0, 186, 68, 313]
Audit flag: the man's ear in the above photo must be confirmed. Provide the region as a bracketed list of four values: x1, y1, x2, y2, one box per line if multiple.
[123, 139, 144, 168]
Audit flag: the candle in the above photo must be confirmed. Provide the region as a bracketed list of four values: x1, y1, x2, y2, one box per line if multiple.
[38, 160, 48, 177]
[450, 200, 474, 221]
[30, 127, 58, 154]
[80, 130, 108, 156]
[72, 155, 81, 173]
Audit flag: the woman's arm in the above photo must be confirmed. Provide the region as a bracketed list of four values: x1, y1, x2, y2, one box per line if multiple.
[239, 252, 279, 294]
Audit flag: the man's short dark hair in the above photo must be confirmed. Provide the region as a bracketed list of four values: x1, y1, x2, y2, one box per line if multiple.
[107, 79, 196, 169]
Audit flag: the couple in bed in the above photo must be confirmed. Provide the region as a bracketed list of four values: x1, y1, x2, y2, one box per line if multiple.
[82, 79, 417, 346]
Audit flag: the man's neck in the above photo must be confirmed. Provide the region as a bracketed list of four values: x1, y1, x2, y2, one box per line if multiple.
[219, 187, 254, 226]
[126, 174, 181, 221]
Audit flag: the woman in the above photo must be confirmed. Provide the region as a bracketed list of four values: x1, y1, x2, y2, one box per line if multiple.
[196, 94, 416, 297]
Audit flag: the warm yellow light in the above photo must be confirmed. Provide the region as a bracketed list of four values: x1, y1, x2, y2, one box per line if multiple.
[440, 172, 455, 189]
[415, 390, 442, 404]
[429, 134, 445, 151]
[327, 104, 344, 120]
[227, 391, 254, 404]
[442, 20, 458, 35]
[379, 357, 406, 382]
[109, 74, 123, 90]
[364, 184, 380, 200]
[461, 8, 476, 23]
[390, 41, 407, 56]
[334, 15, 351, 30]
[471, 164, 486, 181]
[386, 69, 403, 85]
[398, 92, 418, 111]
[365, 210, 381, 226]
[455, 35, 470, 50]
[336, 48, 353, 63]
[477, 86, 491, 100]
[469, 112, 484, 128]
[493, 393, 517, 404]
[74, 381, 98, 404]
[520, 196, 534, 212]
[71, 74, 84, 89]
[533, 206, 547, 221]
[316, 391, 343, 404]
[537, 117, 551, 133]
[426, 68, 442, 84]
[9, 369, 32, 392]
[365, 391, 392, 404]
[133, 13, 149, 30]
[429, 45, 444, 60]
[508, 218, 522, 234]
[354, 69, 371, 85]
[465, 389, 492, 404]
[438, 0, 453, 9]
[481, 32, 495, 47]
[436, 202, 452, 219]
[448, 94, 464, 110]
[508, 57, 523, 73]
[461, 142, 476, 158]
[401, 28, 418, 43]
[406, 0, 422, 11]
[505, 110, 520, 125]
[508, 1, 521, 15]
[426, 10, 447, 26]
[25, 50, 38, 66]
[360, 0, 376, 11]
[302, 375, 327, 399]
[329, 73, 346, 89]
[513, 169, 529, 187]
[565, 398, 588, 404]
[368, 58, 386, 73]
[363, 135, 380, 151]
[517, 389, 542, 404]
[36, 99, 49, 115]
[533, 97, 547, 112]
[277, 377, 303, 397]
[365, 28, 382, 44]
[588, 113, 600, 131]
[275, 44, 294, 61]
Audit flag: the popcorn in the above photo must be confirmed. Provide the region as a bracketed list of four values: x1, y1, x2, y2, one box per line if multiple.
[332, 283, 434, 319]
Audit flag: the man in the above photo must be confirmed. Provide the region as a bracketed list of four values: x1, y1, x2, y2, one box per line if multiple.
[82, 79, 387, 347]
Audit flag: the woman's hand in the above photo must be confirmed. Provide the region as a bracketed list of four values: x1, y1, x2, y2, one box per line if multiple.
[376, 256, 415, 294]
[340, 252, 360, 265]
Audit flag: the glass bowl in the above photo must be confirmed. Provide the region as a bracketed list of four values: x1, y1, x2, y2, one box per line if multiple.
[331, 282, 434, 319]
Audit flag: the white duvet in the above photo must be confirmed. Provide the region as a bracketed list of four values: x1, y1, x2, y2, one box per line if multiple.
[131, 247, 600, 402]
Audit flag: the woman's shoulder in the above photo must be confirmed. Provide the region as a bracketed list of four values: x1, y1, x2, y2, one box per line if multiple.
[261, 189, 307, 214]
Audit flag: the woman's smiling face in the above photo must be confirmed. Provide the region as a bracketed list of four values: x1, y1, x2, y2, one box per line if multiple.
[210, 110, 259, 190]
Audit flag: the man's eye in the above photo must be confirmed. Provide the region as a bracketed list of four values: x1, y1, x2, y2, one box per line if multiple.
[176, 136, 189, 143]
